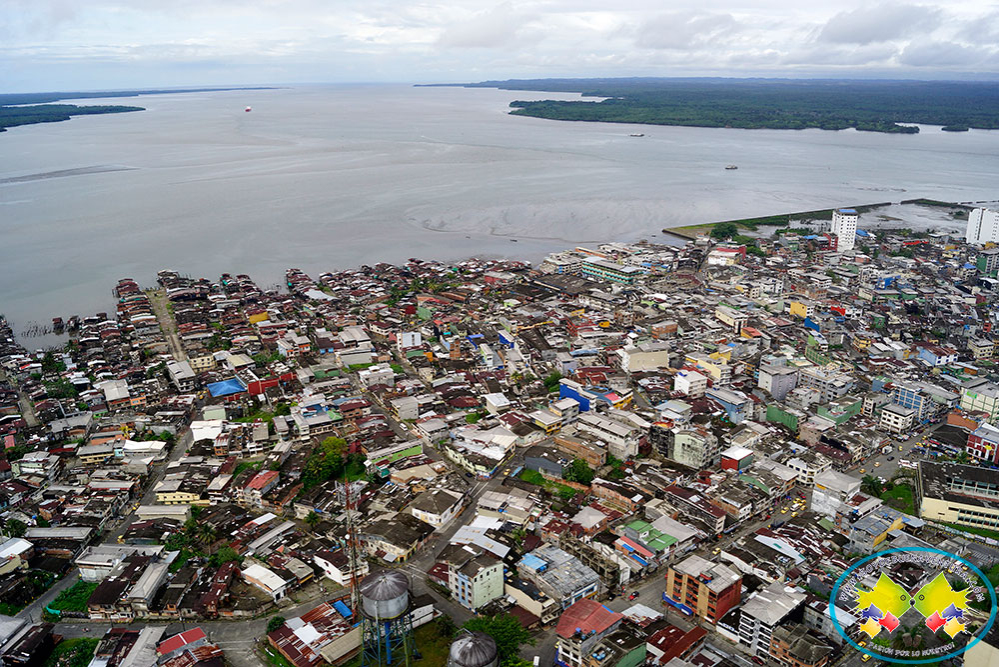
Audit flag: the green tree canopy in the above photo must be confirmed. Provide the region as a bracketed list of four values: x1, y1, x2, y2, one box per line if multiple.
[562, 459, 595, 485]
[711, 222, 739, 239]
[267, 615, 286, 633]
[4, 519, 26, 538]
[462, 615, 535, 667]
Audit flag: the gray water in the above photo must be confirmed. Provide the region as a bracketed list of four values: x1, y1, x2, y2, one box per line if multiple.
[2, 83, 998, 346]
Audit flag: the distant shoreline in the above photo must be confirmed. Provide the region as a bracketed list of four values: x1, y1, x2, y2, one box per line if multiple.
[430, 77, 999, 135]
[0, 87, 277, 134]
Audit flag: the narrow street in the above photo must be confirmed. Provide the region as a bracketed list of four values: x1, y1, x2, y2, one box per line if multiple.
[147, 289, 186, 361]
[0, 367, 39, 428]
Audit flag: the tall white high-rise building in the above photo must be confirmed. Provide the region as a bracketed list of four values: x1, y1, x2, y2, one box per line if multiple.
[830, 208, 858, 251]
[966, 207, 999, 245]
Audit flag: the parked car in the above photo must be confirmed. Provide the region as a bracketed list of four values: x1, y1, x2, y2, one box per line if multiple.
[628, 592, 639, 601]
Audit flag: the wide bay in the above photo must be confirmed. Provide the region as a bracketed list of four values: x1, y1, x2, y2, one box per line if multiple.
[2, 83, 998, 343]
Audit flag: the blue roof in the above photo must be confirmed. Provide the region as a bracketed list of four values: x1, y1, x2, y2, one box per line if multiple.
[855, 229, 870, 237]
[838, 208, 858, 213]
[207, 378, 246, 397]
[333, 600, 352, 618]
[519, 553, 546, 572]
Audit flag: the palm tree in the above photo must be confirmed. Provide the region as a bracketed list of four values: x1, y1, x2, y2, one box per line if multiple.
[861, 475, 883, 497]
[305, 511, 321, 531]
[199, 524, 217, 555]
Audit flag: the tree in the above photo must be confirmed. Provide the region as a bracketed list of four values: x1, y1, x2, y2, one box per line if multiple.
[208, 546, 242, 568]
[711, 222, 738, 239]
[4, 519, 26, 538]
[436, 615, 457, 638]
[321, 436, 346, 459]
[267, 615, 286, 633]
[462, 616, 535, 667]
[861, 475, 883, 497]
[543, 372, 563, 393]
[562, 459, 595, 485]
[199, 524, 217, 554]
[302, 437, 350, 489]
[305, 511, 321, 530]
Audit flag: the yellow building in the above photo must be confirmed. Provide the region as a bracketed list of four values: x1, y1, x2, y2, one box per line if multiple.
[154, 479, 209, 505]
[188, 352, 216, 372]
[917, 460, 999, 531]
[789, 299, 812, 320]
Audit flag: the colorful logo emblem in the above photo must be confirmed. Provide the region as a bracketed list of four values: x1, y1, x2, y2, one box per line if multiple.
[831, 548, 997, 664]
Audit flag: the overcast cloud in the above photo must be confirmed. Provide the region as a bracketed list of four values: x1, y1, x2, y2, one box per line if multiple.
[2, 0, 997, 91]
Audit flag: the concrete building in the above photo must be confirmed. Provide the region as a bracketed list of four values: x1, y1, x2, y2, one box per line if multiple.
[830, 208, 858, 251]
[409, 488, 463, 528]
[664, 555, 741, 624]
[441, 543, 504, 612]
[798, 367, 853, 403]
[961, 382, 999, 421]
[811, 470, 861, 519]
[165, 360, 196, 393]
[879, 403, 915, 435]
[555, 599, 624, 667]
[918, 461, 999, 532]
[518, 544, 601, 610]
[575, 413, 641, 461]
[758, 360, 798, 402]
[738, 581, 806, 658]
[617, 342, 670, 372]
[967, 207, 999, 245]
[673, 370, 707, 398]
[649, 424, 718, 469]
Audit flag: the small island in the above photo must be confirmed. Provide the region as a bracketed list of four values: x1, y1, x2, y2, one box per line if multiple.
[444, 78, 999, 134]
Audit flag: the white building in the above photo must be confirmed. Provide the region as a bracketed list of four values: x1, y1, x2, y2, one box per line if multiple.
[409, 488, 463, 527]
[738, 582, 807, 657]
[966, 207, 999, 245]
[831, 208, 858, 251]
[617, 342, 671, 372]
[879, 403, 915, 435]
[811, 470, 862, 519]
[674, 370, 707, 398]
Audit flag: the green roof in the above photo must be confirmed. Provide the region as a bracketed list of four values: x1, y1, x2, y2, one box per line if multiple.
[626, 520, 651, 533]
[647, 534, 678, 550]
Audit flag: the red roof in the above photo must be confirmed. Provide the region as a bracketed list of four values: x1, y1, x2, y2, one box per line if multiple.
[158, 628, 207, 656]
[247, 470, 279, 490]
[556, 599, 622, 639]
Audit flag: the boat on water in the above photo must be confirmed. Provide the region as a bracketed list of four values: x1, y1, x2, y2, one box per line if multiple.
[630, 133, 645, 137]
[725, 165, 738, 170]
[245, 106, 252, 112]
[52, 318, 64, 333]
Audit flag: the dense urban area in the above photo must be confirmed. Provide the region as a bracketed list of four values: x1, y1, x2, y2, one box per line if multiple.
[4, 204, 999, 667]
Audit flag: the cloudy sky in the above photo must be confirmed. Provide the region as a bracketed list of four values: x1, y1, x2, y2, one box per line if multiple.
[3, 0, 998, 91]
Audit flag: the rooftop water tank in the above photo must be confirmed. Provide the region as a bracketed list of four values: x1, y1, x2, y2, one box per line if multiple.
[447, 631, 498, 667]
[359, 570, 410, 620]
